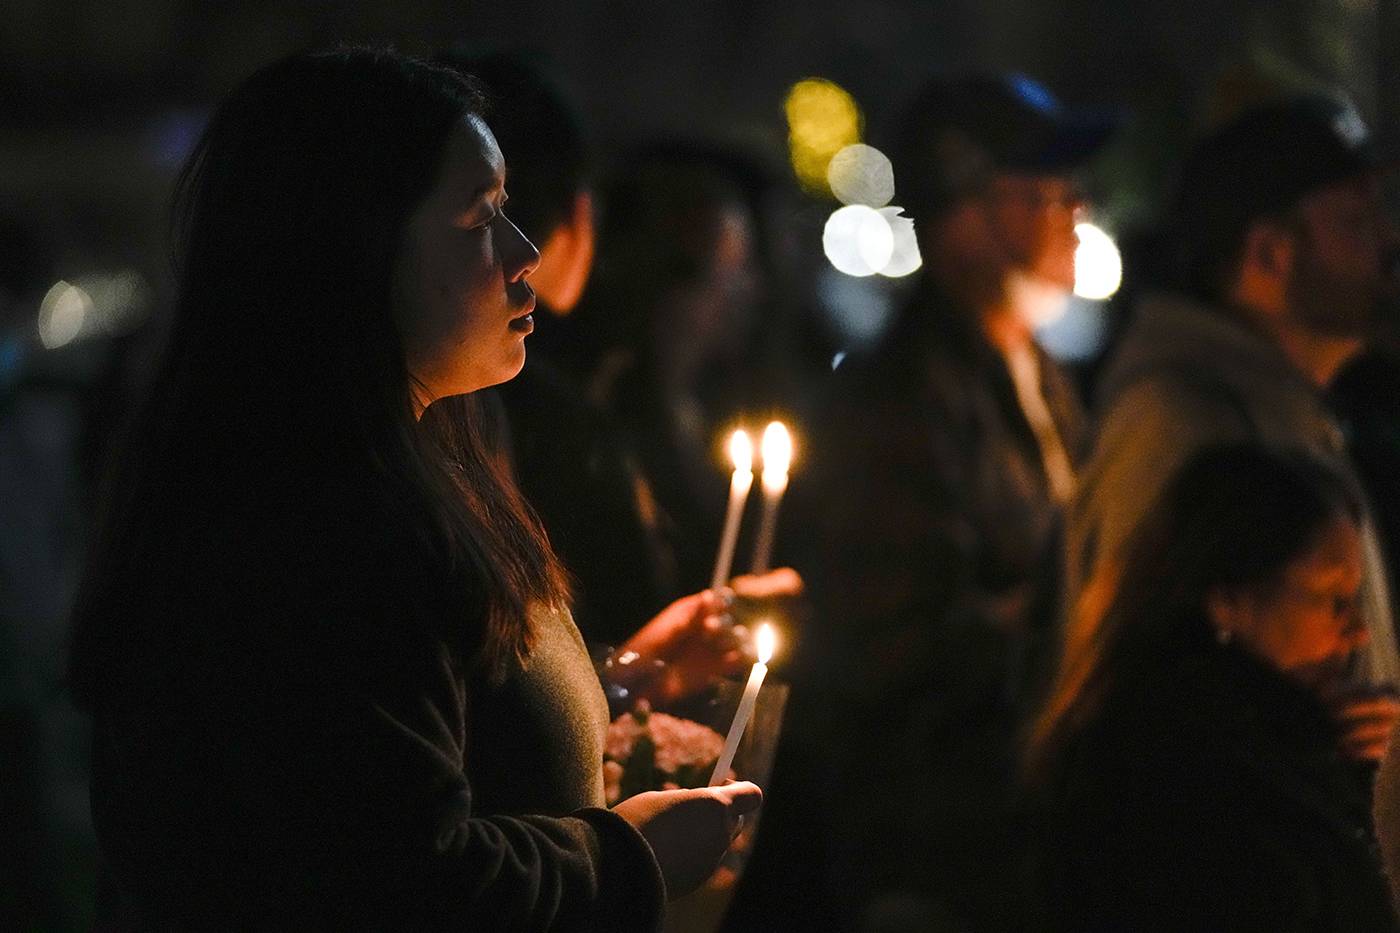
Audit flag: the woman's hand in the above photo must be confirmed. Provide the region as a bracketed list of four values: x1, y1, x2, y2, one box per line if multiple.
[728, 567, 804, 601]
[612, 782, 762, 897]
[610, 590, 742, 704]
[610, 569, 804, 705]
[1331, 690, 1400, 762]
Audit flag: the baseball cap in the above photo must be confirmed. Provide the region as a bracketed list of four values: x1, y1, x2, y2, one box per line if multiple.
[891, 72, 1120, 218]
[1163, 93, 1400, 299]
[1172, 93, 1396, 234]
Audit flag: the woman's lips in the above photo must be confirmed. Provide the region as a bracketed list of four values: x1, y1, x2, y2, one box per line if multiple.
[509, 289, 536, 333]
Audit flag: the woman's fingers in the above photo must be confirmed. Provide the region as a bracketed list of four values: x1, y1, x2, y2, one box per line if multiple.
[621, 590, 723, 659]
[1334, 694, 1400, 761]
[729, 567, 804, 600]
[612, 783, 763, 897]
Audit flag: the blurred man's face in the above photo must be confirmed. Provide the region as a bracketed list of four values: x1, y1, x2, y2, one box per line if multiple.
[981, 172, 1084, 291]
[1287, 176, 1400, 339]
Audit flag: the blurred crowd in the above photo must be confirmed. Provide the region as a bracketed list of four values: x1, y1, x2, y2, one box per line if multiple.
[6, 41, 1400, 933]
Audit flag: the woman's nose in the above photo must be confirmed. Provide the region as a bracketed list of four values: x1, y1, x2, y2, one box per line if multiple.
[501, 214, 541, 283]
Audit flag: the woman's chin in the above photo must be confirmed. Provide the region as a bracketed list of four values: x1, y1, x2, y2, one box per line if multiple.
[1285, 652, 1356, 695]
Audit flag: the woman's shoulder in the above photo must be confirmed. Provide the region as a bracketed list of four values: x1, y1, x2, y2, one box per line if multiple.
[1060, 639, 1338, 814]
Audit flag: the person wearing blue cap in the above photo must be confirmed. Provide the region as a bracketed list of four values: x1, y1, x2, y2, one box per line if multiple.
[800, 72, 1116, 932]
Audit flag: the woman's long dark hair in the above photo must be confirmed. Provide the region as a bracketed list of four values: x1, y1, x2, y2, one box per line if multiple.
[69, 47, 568, 703]
[1023, 443, 1362, 787]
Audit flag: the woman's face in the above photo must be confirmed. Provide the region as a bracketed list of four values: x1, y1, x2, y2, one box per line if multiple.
[396, 115, 540, 413]
[1210, 514, 1367, 690]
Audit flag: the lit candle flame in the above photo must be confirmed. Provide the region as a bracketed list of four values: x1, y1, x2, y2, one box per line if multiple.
[751, 423, 792, 574]
[712, 429, 755, 591]
[711, 620, 776, 785]
[761, 422, 790, 489]
[731, 430, 753, 474]
[757, 623, 776, 665]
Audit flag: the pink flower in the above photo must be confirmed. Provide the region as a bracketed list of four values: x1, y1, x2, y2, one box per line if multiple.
[603, 702, 728, 805]
[605, 710, 647, 761]
[603, 760, 624, 805]
[648, 712, 725, 774]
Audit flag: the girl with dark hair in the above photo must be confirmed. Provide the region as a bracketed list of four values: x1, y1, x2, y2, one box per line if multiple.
[1024, 443, 1398, 930]
[68, 47, 758, 931]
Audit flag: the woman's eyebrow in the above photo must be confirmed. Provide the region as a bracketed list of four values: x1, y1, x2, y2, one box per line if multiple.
[467, 182, 501, 201]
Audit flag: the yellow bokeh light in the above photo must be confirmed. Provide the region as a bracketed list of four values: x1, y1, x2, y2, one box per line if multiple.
[785, 78, 862, 197]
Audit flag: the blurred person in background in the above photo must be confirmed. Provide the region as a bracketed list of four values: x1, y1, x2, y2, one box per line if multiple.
[798, 72, 1116, 932]
[570, 143, 781, 597]
[1068, 93, 1400, 691]
[1025, 443, 1397, 930]
[66, 46, 762, 930]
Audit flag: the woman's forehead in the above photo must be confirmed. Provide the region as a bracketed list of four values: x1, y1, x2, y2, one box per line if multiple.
[436, 114, 505, 199]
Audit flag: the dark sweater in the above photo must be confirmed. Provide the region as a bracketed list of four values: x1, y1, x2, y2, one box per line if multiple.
[1035, 620, 1396, 931]
[87, 515, 665, 932]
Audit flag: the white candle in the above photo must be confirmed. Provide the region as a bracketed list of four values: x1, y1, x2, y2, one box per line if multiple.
[711, 624, 776, 785]
[750, 422, 791, 575]
[711, 430, 753, 591]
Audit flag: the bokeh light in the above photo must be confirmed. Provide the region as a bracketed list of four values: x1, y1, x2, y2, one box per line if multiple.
[823, 206, 922, 278]
[824, 205, 894, 277]
[785, 78, 862, 197]
[1037, 296, 1111, 362]
[1073, 222, 1122, 300]
[816, 266, 897, 348]
[37, 270, 152, 350]
[827, 144, 894, 207]
[83, 270, 153, 335]
[876, 208, 922, 277]
[38, 281, 92, 349]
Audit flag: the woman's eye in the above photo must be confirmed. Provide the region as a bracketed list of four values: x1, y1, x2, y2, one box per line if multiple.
[457, 209, 496, 232]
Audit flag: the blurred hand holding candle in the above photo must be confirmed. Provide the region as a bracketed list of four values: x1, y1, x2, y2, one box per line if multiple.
[711, 430, 753, 591]
[710, 623, 775, 785]
[750, 422, 791, 575]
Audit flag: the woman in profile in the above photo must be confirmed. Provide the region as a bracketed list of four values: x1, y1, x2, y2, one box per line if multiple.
[68, 47, 758, 931]
[1023, 443, 1398, 930]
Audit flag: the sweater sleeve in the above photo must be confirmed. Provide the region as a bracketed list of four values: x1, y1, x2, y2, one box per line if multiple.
[305, 636, 667, 933]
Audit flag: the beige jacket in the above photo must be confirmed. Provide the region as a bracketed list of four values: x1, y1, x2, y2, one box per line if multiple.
[1069, 292, 1399, 684]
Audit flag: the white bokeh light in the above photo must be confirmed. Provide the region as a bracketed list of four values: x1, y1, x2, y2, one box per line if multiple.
[824, 205, 894, 277]
[827, 144, 896, 208]
[38, 281, 92, 349]
[1073, 222, 1122, 300]
[876, 208, 922, 277]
